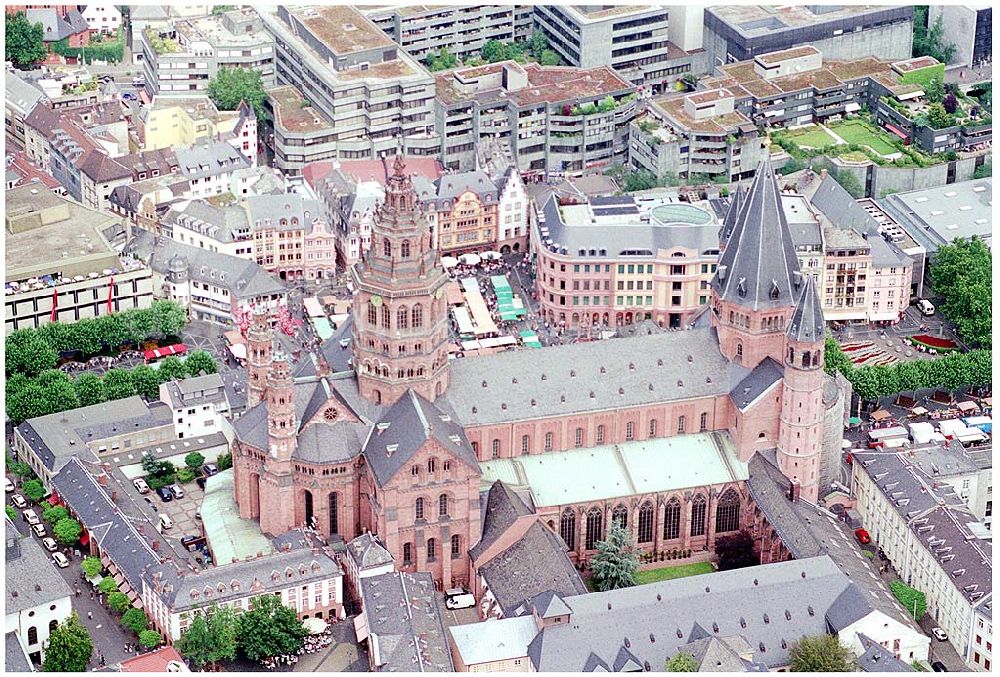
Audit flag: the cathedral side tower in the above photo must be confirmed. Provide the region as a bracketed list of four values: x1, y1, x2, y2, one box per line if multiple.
[778, 276, 826, 503]
[246, 308, 273, 409]
[257, 350, 298, 536]
[350, 155, 451, 407]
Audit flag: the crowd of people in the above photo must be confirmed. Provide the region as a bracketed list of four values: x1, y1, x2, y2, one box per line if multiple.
[258, 628, 335, 669]
[59, 350, 145, 373]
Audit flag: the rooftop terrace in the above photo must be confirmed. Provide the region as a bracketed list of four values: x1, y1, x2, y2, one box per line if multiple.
[436, 62, 632, 108]
[293, 5, 395, 55]
[267, 85, 333, 134]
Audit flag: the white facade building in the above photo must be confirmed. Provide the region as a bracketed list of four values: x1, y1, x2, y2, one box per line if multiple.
[80, 4, 121, 34]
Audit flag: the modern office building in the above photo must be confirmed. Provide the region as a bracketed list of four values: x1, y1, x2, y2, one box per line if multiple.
[5, 184, 153, 334]
[434, 60, 636, 178]
[364, 5, 517, 63]
[928, 6, 992, 67]
[703, 5, 913, 67]
[141, 8, 275, 98]
[260, 6, 440, 161]
[532, 5, 707, 92]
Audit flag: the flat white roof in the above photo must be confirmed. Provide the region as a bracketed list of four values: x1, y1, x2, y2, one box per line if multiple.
[449, 616, 536, 666]
[479, 432, 746, 507]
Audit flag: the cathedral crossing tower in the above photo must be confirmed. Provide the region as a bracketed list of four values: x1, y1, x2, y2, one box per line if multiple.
[351, 155, 451, 407]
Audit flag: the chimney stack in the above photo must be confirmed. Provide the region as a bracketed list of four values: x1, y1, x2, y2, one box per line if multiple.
[788, 479, 801, 502]
[820, 168, 828, 180]
[98, 474, 108, 486]
[152, 539, 160, 551]
[111, 491, 118, 503]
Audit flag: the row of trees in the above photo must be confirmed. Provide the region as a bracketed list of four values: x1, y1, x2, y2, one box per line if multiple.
[929, 236, 992, 348]
[5, 350, 217, 424]
[43, 615, 94, 672]
[824, 336, 992, 403]
[5, 300, 188, 378]
[176, 596, 307, 669]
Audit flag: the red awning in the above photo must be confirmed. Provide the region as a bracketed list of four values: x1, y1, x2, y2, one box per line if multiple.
[143, 343, 188, 361]
[80, 531, 90, 546]
[885, 124, 909, 140]
[48, 492, 61, 505]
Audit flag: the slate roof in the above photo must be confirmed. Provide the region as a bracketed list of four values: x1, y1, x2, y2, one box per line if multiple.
[857, 633, 915, 672]
[729, 357, 784, 411]
[360, 571, 454, 671]
[125, 230, 286, 301]
[808, 175, 911, 268]
[5, 632, 32, 673]
[244, 194, 328, 233]
[5, 517, 73, 614]
[477, 521, 587, 617]
[439, 327, 749, 427]
[346, 533, 394, 571]
[175, 141, 250, 181]
[5, 73, 45, 116]
[676, 635, 765, 672]
[713, 161, 801, 311]
[146, 547, 343, 611]
[525, 555, 873, 671]
[719, 182, 746, 245]
[786, 275, 825, 344]
[470, 480, 534, 561]
[165, 199, 251, 244]
[435, 170, 497, 202]
[363, 391, 480, 488]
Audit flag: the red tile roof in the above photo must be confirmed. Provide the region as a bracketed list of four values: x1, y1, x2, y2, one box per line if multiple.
[118, 646, 186, 672]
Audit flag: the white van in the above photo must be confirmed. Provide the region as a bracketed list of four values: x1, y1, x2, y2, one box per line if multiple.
[133, 478, 150, 494]
[159, 514, 173, 530]
[23, 509, 39, 525]
[445, 593, 476, 610]
[917, 299, 935, 316]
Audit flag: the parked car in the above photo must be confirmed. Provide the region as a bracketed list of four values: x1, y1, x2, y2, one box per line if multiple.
[159, 514, 173, 530]
[931, 628, 949, 642]
[4, 477, 14, 493]
[202, 464, 219, 477]
[195, 506, 202, 520]
[52, 552, 70, 568]
[121, 92, 137, 101]
[854, 528, 871, 545]
[31, 522, 46, 538]
[156, 486, 173, 502]
[133, 478, 150, 494]
[41, 537, 58, 552]
[23, 509, 39, 525]
[917, 299, 936, 316]
[11, 494, 27, 509]
[931, 661, 948, 672]
[180, 535, 200, 550]
[171, 484, 185, 499]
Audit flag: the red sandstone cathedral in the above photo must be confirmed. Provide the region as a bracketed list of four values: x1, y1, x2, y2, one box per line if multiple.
[232, 156, 846, 591]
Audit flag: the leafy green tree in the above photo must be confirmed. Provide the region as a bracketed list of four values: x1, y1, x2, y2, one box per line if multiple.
[924, 77, 944, 103]
[832, 169, 864, 198]
[139, 630, 162, 648]
[481, 39, 507, 63]
[539, 49, 561, 66]
[108, 591, 131, 613]
[70, 319, 104, 357]
[590, 524, 639, 592]
[236, 594, 307, 662]
[151, 300, 187, 337]
[529, 30, 548, 56]
[912, 8, 956, 64]
[185, 452, 206, 470]
[850, 366, 880, 403]
[666, 651, 699, 672]
[890, 580, 927, 619]
[5, 12, 46, 67]
[217, 452, 233, 471]
[98, 577, 119, 595]
[5, 505, 15, 521]
[158, 356, 189, 382]
[425, 47, 457, 71]
[23, 479, 46, 503]
[208, 67, 267, 123]
[823, 336, 853, 378]
[38, 322, 76, 355]
[53, 518, 83, 546]
[126, 308, 156, 345]
[789, 634, 854, 672]
[177, 615, 214, 668]
[926, 102, 954, 129]
[5, 328, 58, 377]
[42, 614, 93, 672]
[142, 452, 162, 476]
[102, 368, 136, 400]
[930, 236, 992, 347]
[95, 313, 131, 350]
[9, 461, 33, 479]
[211, 4, 236, 14]
[130, 364, 162, 400]
[185, 350, 218, 376]
[74, 373, 107, 407]
[714, 530, 757, 571]
[43, 505, 69, 524]
[973, 159, 992, 179]
[121, 607, 150, 634]
[966, 350, 991, 386]
[81, 556, 102, 578]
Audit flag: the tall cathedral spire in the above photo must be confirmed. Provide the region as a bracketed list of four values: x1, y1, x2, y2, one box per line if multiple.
[712, 161, 801, 311]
